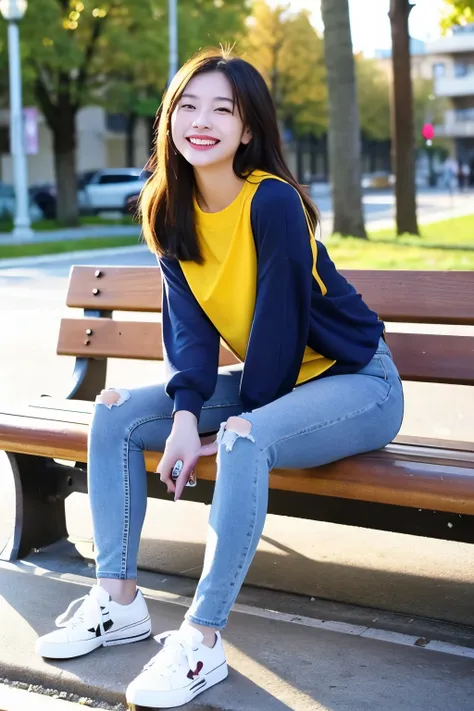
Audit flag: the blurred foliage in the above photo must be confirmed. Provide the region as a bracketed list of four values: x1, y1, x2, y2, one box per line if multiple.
[242, 1, 327, 138]
[0, 32, 8, 108]
[355, 59, 450, 148]
[440, 0, 474, 30]
[413, 77, 450, 150]
[0, 0, 445, 161]
[355, 55, 391, 140]
[0, 0, 248, 119]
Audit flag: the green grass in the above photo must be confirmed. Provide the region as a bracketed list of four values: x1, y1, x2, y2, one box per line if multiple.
[368, 214, 474, 249]
[326, 214, 474, 270]
[0, 214, 135, 232]
[326, 235, 474, 270]
[0, 235, 142, 260]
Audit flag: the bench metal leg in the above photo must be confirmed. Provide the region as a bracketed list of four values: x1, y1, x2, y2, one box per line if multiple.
[0, 452, 68, 561]
[66, 356, 108, 401]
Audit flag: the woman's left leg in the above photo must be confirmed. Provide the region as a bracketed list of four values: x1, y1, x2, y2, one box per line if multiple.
[186, 341, 404, 629]
[126, 343, 403, 708]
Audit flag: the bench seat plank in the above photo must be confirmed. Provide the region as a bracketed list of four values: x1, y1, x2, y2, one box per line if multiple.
[1, 402, 474, 515]
[5, 401, 474, 455]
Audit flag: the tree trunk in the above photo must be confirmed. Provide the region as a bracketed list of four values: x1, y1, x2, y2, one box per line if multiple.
[296, 136, 305, 183]
[322, 134, 329, 180]
[321, 0, 366, 238]
[53, 108, 79, 226]
[310, 137, 317, 176]
[389, 0, 419, 235]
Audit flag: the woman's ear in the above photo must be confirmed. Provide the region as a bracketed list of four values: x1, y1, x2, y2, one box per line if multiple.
[241, 126, 252, 146]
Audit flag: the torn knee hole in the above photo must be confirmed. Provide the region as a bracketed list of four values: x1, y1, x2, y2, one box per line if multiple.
[216, 416, 255, 452]
[95, 388, 130, 409]
[225, 416, 252, 436]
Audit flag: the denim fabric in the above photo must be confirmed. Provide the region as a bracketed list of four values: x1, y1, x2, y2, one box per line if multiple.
[88, 338, 403, 628]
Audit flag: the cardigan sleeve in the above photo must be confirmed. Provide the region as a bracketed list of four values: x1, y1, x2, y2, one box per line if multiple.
[159, 256, 220, 421]
[239, 179, 313, 410]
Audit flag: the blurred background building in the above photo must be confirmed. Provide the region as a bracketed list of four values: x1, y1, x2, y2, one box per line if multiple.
[426, 22, 474, 166]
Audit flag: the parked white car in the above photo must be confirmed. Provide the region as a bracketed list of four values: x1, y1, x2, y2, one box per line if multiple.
[78, 168, 148, 214]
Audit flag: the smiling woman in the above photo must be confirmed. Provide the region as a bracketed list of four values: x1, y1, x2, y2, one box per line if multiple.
[35, 46, 403, 711]
[140, 48, 318, 262]
[171, 75, 252, 212]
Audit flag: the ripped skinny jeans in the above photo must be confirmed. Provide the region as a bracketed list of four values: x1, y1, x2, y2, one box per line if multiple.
[88, 338, 403, 629]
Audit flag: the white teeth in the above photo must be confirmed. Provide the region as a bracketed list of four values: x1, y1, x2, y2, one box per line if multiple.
[189, 138, 217, 146]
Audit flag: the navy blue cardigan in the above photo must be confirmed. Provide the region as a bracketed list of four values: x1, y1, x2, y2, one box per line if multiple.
[160, 179, 384, 421]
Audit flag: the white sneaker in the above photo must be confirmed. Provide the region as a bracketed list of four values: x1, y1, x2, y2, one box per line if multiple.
[126, 622, 228, 708]
[35, 585, 151, 659]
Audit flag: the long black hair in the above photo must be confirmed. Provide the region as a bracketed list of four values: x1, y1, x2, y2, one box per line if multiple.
[140, 47, 319, 263]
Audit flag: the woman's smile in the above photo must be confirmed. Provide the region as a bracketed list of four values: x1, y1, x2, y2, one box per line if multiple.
[186, 134, 221, 151]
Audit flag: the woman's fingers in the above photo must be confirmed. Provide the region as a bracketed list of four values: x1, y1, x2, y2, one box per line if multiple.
[199, 433, 218, 457]
[199, 441, 218, 457]
[157, 435, 218, 500]
[174, 440, 218, 500]
[174, 455, 199, 502]
[156, 454, 176, 494]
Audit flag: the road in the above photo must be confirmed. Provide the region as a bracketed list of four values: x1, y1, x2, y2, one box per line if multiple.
[315, 185, 474, 231]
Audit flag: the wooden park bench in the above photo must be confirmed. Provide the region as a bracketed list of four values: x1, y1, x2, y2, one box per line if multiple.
[0, 266, 473, 561]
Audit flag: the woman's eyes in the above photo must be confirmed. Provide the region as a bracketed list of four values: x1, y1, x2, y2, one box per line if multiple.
[180, 104, 232, 114]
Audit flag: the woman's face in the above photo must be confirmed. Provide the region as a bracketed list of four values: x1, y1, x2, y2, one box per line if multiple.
[171, 71, 251, 170]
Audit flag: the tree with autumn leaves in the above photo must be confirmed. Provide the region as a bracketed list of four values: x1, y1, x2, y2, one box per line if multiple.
[243, 2, 327, 143]
[2, 0, 463, 230]
[441, 0, 474, 28]
[0, 0, 248, 224]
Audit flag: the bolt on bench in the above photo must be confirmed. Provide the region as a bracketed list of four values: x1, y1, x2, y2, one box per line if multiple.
[0, 266, 473, 561]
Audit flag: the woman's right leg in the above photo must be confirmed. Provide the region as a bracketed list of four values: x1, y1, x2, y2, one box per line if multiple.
[89, 367, 245, 592]
[35, 367, 244, 660]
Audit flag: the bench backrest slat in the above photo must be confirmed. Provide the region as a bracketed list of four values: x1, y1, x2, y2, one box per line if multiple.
[66, 265, 474, 325]
[67, 266, 161, 312]
[57, 318, 238, 366]
[57, 318, 474, 386]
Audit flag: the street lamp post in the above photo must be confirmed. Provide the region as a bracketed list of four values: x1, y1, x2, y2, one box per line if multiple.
[0, 0, 33, 239]
[168, 0, 178, 86]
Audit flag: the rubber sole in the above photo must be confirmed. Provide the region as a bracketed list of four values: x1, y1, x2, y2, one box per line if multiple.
[126, 660, 228, 709]
[35, 624, 152, 660]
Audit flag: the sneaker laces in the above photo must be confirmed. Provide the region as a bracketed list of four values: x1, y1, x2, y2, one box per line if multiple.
[144, 629, 200, 678]
[55, 588, 105, 633]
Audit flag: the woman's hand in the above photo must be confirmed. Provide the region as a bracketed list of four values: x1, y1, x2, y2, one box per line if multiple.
[157, 412, 218, 501]
[157, 411, 200, 500]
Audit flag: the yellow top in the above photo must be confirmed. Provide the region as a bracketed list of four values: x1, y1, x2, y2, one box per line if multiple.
[179, 170, 335, 384]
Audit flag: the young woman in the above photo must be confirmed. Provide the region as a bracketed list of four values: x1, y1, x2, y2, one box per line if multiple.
[35, 48, 404, 709]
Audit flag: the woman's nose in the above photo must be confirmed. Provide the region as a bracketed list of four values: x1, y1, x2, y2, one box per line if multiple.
[192, 111, 212, 130]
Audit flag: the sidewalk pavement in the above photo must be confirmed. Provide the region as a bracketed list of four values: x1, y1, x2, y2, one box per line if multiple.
[1, 550, 474, 711]
[0, 684, 101, 711]
[0, 224, 141, 245]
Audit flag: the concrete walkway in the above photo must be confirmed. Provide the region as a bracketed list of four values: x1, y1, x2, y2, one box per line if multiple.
[0, 224, 141, 245]
[1, 553, 474, 711]
[0, 684, 100, 711]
